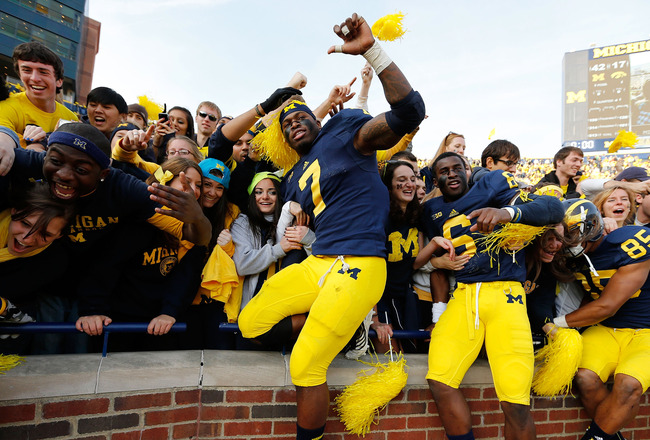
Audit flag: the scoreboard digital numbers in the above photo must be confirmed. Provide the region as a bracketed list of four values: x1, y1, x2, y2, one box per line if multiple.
[563, 40, 650, 152]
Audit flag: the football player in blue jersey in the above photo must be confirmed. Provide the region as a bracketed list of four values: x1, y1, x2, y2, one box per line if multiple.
[421, 151, 564, 440]
[551, 199, 650, 440]
[238, 13, 426, 440]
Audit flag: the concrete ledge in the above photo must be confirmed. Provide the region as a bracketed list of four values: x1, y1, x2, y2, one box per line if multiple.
[0, 351, 494, 400]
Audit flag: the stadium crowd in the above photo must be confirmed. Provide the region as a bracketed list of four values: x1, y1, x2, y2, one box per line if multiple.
[1, 13, 649, 440]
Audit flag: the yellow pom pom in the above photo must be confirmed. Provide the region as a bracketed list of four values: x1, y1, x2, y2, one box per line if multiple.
[477, 223, 549, 260]
[608, 130, 638, 154]
[532, 327, 582, 397]
[335, 354, 408, 436]
[0, 354, 24, 374]
[371, 13, 407, 42]
[250, 106, 301, 172]
[137, 95, 164, 124]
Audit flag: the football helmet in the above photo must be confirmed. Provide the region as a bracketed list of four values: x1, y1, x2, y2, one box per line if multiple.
[562, 199, 604, 257]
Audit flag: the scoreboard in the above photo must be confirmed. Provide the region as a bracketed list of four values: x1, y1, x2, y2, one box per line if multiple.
[563, 39, 650, 153]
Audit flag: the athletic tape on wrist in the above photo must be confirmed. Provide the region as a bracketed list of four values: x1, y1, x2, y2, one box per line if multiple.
[432, 302, 447, 324]
[363, 40, 392, 75]
[553, 315, 569, 328]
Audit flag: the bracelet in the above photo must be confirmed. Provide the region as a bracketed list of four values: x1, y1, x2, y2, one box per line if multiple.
[254, 104, 264, 118]
[553, 315, 569, 328]
[0, 297, 7, 316]
[362, 40, 392, 75]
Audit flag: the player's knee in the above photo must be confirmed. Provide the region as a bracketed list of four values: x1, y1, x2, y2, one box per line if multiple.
[614, 374, 643, 403]
[575, 368, 602, 393]
[500, 401, 531, 427]
[237, 307, 255, 338]
[290, 351, 325, 386]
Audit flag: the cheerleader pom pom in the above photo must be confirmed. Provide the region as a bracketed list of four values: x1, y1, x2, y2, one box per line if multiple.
[335, 353, 408, 436]
[250, 110, 300, 172]
[371, 13, 407, 42]
[608, 130, 638, 154]
[137, 95, 164, 124]
[532, 327, 582, 397]
[0, 354, 24, 374]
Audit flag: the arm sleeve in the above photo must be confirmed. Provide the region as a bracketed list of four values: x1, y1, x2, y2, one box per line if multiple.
[207, 127, 236, 162]
[0, 126, 20, 148]
[112, 140, 159, 174]
[579, 178, 608, 200]
[507, 194, 565, 226]
[12, 148, 46, 179]
[160, 245, 207, 318]
[231, 215, 285, 276]
[276, 202, 295, 243]
[376, 129, 416, 161]
[146, 213, 185, 241]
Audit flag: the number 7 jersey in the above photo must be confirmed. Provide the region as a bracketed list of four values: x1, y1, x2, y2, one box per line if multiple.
[281, 109, 389, 258]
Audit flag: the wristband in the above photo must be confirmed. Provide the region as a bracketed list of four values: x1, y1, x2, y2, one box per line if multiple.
[432, 302, 447, 324]
[362, 40, 392, 75]
[255, 104, 264, 118]
[0, 297, 7, 316]
[553, 315, 569, 328]
[503, 207, 515, 221]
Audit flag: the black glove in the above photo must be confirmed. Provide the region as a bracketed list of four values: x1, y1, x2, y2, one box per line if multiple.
[259, 87, 302, 115]
[0, 298, 34, 340]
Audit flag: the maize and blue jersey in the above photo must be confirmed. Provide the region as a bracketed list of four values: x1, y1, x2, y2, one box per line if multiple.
[421, 170, 563, 284]
[576, 226, 650, 329]
[282, 109, 389, 257]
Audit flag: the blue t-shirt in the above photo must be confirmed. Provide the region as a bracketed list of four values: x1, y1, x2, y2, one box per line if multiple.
[282, 109, 388, 257]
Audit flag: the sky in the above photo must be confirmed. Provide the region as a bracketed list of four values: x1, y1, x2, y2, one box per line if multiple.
[87, 0, 650, 160]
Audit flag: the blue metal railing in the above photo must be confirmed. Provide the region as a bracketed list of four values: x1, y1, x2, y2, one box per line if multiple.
[0, 323, 187, 357]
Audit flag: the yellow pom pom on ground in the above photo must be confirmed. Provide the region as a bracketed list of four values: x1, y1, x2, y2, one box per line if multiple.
[335, 354, 408, 436]
[371, 13, 407, 42]
[608, 130, 638, 153]
[532, 327, 582, 397]
[0, 354, 24, 374]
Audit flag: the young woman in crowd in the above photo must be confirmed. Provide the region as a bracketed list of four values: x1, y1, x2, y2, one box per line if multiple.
[182, 158, 241, 349]
[152, 106, 196, 163]
[230, 172, 312, 349]
[373, 161, 453, 354]
[592, 186, 636, 233]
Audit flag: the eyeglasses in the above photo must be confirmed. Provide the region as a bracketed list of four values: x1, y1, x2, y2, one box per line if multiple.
[198, 111, 218, 122]
[496, 158, 518, 167]
[167, 149, 191, 157]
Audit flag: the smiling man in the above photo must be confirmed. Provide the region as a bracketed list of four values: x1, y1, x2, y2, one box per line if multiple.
[0, 42, 78, 156]
[536, 146, 585, 199]
[422, 152, 564, 440]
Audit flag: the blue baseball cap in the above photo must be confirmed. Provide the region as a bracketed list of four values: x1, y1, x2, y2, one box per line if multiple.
[199, 158, 231, 189]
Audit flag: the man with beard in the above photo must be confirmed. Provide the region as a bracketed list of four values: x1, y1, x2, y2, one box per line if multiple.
[422, 151, 564, 440]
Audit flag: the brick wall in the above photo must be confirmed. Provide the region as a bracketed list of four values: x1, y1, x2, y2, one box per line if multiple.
[2, 385, 649, 440]
[1, 352, 649, 440]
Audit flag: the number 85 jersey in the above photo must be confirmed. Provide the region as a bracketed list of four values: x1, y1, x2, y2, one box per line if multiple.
[281, 109, 389, 258]
[576, 226, 650, 329]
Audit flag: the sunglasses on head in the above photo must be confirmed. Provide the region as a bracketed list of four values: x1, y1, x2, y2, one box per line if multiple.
[198, 111, 218, 122]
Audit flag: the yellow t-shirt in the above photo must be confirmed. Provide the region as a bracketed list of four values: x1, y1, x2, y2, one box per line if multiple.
[0, 92, 79, 148]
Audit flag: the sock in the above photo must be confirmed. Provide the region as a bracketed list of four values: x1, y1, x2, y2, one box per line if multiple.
[448, 431, 475, 440]
[296, 424, 325, 440]
[254, 316, 293, 347]
[581, 421, 616, 440]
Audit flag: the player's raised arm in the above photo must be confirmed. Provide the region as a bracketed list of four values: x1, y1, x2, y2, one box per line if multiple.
[328, 13, 425, 155]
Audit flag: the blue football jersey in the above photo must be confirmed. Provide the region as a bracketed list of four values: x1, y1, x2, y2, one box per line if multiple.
[575, 226, 650, 328]
[421, 170, 527, 283]
[282, 109, 389, 257]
